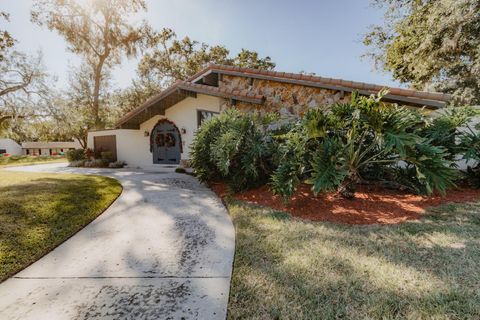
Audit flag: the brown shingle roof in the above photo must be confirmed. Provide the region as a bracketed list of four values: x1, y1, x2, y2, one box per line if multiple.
[116, 81, 264, 128]
[189, 64, 451, 105]
[118, 64, 452, 128]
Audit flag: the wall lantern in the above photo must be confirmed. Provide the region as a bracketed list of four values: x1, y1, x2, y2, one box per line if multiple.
[181, 127, 187, 134]
[144, 131, 150, 137]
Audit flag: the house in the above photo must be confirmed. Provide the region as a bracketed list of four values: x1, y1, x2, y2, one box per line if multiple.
[0, 138, 22, 155]
[87, 64, 451, 168]
[21, 141, 82, 156]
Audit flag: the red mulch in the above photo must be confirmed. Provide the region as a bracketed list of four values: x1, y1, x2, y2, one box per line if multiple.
[210, 182, 480, 225]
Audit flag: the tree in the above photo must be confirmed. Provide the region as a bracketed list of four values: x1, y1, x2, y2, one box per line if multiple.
[0, 10, 52, 138]
[138, 28, 276, 87]
[363, 0, 480, 105]
[113, 77, 162, 114]
[55, 65, 118, 148]
[0, 51, 50, 133]
[32, 0, 147, 128]
[0, 12, 15, 62]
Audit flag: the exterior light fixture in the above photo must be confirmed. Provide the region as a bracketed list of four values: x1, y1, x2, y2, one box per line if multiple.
[144, 131, 150, 137]
[181, 127, 186, 134]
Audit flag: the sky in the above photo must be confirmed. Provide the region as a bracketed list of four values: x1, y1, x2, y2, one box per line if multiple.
[2, 0, 402, 90]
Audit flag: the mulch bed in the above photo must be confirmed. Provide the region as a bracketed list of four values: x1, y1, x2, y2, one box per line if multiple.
[210, 182, 480, 225]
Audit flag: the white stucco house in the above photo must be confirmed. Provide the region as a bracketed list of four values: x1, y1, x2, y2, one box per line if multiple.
[0, 138, 22, 155]
[21, 141, 81, 156]
[87, 64, 451, 168]
[0, 138, 81, 156]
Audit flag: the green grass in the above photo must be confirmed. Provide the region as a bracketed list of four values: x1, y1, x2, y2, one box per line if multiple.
[0, 155, 67, 167]
[0, 171, 122, 281]
[227, 199, 480, 319]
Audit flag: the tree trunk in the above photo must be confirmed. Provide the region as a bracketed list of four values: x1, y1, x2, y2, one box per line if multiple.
[92, 55, 108, 129]
[74, 132, 88, 150]
[92, 65, 102, 129]
[338, 176, 356, 199]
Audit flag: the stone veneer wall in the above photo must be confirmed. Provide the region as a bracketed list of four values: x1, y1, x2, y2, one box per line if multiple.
[218, 74, 352, 119]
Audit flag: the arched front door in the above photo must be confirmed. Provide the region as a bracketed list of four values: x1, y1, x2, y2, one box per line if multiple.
[150, 120, 181, 164]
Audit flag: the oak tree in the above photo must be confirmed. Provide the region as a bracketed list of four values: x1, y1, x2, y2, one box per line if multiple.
[364, 0, 480, 105]
[32, 0, 147, 128]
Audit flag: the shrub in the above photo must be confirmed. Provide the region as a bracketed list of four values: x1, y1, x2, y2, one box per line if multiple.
[270, 91, 458, 201]
[460, 121, 480, 187]
[100, 151, 113, 162]
[191, 109, 278, 191]
[175, 167, 186, 174]
[85, 148, 94, 159]
[108, 161, 126, 168]
[84, 159, 105, 168]
[419, 106, 477, 161]
[68, 160, 85, 167]
[66, 149, 86, 162]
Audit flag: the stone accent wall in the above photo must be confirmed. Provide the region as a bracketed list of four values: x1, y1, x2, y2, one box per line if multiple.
[219, 75, 352, 119]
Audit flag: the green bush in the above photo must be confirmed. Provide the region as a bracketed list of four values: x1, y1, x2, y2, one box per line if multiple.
[191, 109, 278, 191]
[270, 91, 459, 201]
[100, 151, 113, 163]
[66, 149, 86, 162]
[459, 121, 480, 187]
[419, 106, 477, 161]
[191, 92, 478, 200]
[84, 159, 105, 168]
[108, 161, 126, 168]
[175, 167, 186, 174]
[68, 160, 85, 167]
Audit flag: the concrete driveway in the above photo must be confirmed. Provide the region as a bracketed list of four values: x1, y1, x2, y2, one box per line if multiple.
[0, 163, 235, 319]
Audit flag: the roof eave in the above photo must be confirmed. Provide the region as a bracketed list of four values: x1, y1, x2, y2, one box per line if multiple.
[115, 82, 265, 128]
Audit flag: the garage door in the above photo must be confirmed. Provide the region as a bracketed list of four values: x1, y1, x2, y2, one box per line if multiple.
[93, 135, 117, 162]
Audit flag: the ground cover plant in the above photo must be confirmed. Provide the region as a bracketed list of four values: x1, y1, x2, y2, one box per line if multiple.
[66, 149, 126, 168]
[0, 170, 122, 281]
[0, 155, 67, 167]
[227, 198, 480, 319]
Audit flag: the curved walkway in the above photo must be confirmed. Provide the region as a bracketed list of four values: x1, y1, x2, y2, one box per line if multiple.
[0, 163, 235, 319]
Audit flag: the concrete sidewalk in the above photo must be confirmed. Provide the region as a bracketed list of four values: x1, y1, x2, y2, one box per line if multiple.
[0, 163, 235, 319]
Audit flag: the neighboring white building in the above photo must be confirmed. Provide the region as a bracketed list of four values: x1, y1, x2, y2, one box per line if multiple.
[87, 64, 452, 168]
[21, 141, 82, 156]
[0, 138, 22, 155]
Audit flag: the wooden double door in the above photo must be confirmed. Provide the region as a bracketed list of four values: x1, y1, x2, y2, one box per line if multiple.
[151, 121, 181, 164]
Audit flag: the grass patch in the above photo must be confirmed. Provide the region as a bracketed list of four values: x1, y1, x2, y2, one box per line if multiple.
[227, 199, 480, 319]
[0, 171, 122, 281]
[0, 155, 67, 167]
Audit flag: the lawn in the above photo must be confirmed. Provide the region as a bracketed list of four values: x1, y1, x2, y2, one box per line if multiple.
[0, 155, 67, 167]
[0, 170, 122, 282]
[227, 198, 480, 319]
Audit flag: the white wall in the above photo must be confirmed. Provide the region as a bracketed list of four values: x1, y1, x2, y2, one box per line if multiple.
[87, 94, 223, 167]
[88, 129, 147, 167]
[0, 138, 22, 155]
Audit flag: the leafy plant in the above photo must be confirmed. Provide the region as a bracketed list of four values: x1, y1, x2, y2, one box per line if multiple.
[460, 121, 480, 188]
[419, 107, 477, 162]
[191, 109, 277, 191]
[66, 149, 85, 162]
[270, 91, 458, 201]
